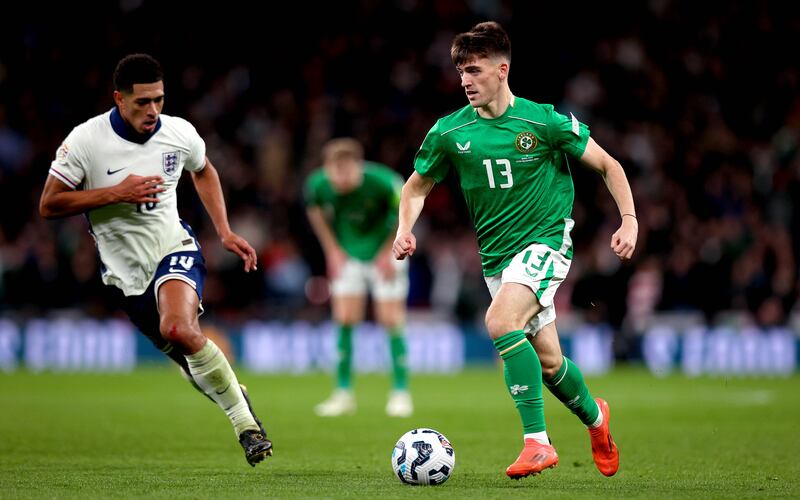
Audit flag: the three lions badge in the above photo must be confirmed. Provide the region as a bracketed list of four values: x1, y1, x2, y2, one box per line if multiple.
[163, 151, 180, 176]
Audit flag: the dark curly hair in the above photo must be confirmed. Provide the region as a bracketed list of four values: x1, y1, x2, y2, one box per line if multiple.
[451, 21, 511, 66]
[113, 54, 163, 93]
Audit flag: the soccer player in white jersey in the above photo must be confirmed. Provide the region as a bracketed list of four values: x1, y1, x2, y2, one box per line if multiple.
[39, 54, 272, 467]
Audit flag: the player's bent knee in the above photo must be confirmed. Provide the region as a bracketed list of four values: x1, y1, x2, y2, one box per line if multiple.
[485, 313, 519, 340]
[334, 312, 359, 326]
[159, 317, 200, 346]
[332, 307, 359, 327]
[540, 356, 563, 379]
[382, 319, 404, 330]
[378, 312, 405, 329]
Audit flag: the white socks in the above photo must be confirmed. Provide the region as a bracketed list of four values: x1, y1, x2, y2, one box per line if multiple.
[185, 339, 259, 436]
[524, 431, 550, 446]
[588, 402, 604, 429]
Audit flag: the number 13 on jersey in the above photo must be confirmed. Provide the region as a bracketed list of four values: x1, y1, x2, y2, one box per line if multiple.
[483, 159, 513, 189]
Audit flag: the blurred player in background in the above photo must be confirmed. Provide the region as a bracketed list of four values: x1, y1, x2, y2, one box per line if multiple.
[305, 138, 413, 417]
[39, 54, 273, 466]
[394, 22, 636, 479]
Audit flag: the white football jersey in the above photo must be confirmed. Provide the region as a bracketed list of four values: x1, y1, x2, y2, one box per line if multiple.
[49, 108, 206, 296]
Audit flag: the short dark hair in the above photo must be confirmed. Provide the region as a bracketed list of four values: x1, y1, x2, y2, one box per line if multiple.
[451, 21, 511, 66]
[113, 54, 163, 93]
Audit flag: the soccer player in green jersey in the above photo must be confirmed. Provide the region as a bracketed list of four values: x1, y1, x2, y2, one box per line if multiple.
[305, 138, 413, 417]
[394, 22, 636, 479]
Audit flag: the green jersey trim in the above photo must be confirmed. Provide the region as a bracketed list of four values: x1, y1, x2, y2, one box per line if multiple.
[441, 120, 477, 136]
[508, 116, 547, 127]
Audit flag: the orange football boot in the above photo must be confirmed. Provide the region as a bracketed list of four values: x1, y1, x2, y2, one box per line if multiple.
[505, 438, 559, 479]
[589, 398, 619, 476]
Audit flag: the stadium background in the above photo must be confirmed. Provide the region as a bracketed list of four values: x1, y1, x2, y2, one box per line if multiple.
[1, 1, 800, 376]
[2, 3, 800, 499]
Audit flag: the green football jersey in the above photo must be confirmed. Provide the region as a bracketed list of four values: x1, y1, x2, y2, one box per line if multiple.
[305, 162, 403, 261]
[414, 97, 590, 276]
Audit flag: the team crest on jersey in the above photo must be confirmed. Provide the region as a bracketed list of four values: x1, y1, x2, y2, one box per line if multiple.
[515, 132, 538, 153]
[163, 151, 180, 175]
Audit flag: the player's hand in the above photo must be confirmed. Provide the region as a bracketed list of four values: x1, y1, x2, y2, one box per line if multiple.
[112, 174, 165, 204]
[611, 216, 638, 260]
[375, 250, 396, 280]
[221, 231, 258, 272]
[393, 231, 416, 260]
[326, 247, 347, 280]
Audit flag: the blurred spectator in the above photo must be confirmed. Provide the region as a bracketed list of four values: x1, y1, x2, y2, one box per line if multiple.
[2, 1, 800, 334]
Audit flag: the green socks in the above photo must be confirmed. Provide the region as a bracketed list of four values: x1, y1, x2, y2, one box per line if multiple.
[185, 339, 258, 436]
[544, 356, 600, 427]
[388, 328, 408, 390]
[336, 325, 354, 389]
[494, 330, 545, 434]
[335, 325, 408, 391]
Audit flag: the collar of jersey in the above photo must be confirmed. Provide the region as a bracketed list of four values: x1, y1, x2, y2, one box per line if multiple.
[110, 107, 162, 144]
[473, 99, 514, 123]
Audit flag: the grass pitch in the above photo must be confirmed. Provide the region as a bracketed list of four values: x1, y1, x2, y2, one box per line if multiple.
[1, 365, 798, 498]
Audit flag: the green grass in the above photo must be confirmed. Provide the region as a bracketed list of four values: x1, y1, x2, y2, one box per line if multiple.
[1, 366, 798, 498]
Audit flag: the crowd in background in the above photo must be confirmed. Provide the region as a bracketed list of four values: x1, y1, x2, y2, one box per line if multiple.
[2, 1, 800, 338]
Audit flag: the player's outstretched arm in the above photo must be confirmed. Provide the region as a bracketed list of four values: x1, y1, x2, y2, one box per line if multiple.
[375, 233, 400, 280]
[393, 172, 435, 260]
[191, 156, 257, 272]
[39, 174, 164, 219]
[306, 206, 346, 279]
[579, 138, 638, 260]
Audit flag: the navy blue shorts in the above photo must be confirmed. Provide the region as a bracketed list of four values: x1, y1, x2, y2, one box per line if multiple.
[117, 227, 207, 366]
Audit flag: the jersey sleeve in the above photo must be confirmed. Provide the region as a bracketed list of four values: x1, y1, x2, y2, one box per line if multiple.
[182, 121, 207, 172]
[413, 121, 450, 182]
[49, 128, 88, 190]
[546, 107, 591, 159]
[304, 171, 324, 207]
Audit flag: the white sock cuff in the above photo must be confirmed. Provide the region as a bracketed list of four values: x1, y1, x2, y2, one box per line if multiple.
[588, 403, 603, 428]
[523, 431, 550, 446]
[186, 339, 219, 366]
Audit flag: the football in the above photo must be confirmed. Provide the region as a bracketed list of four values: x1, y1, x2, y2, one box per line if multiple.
[391, 428, 455, 485]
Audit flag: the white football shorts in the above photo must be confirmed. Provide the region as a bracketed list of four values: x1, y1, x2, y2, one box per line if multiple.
[331, 257, 409, 301]
[484, 242, 571, 336]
